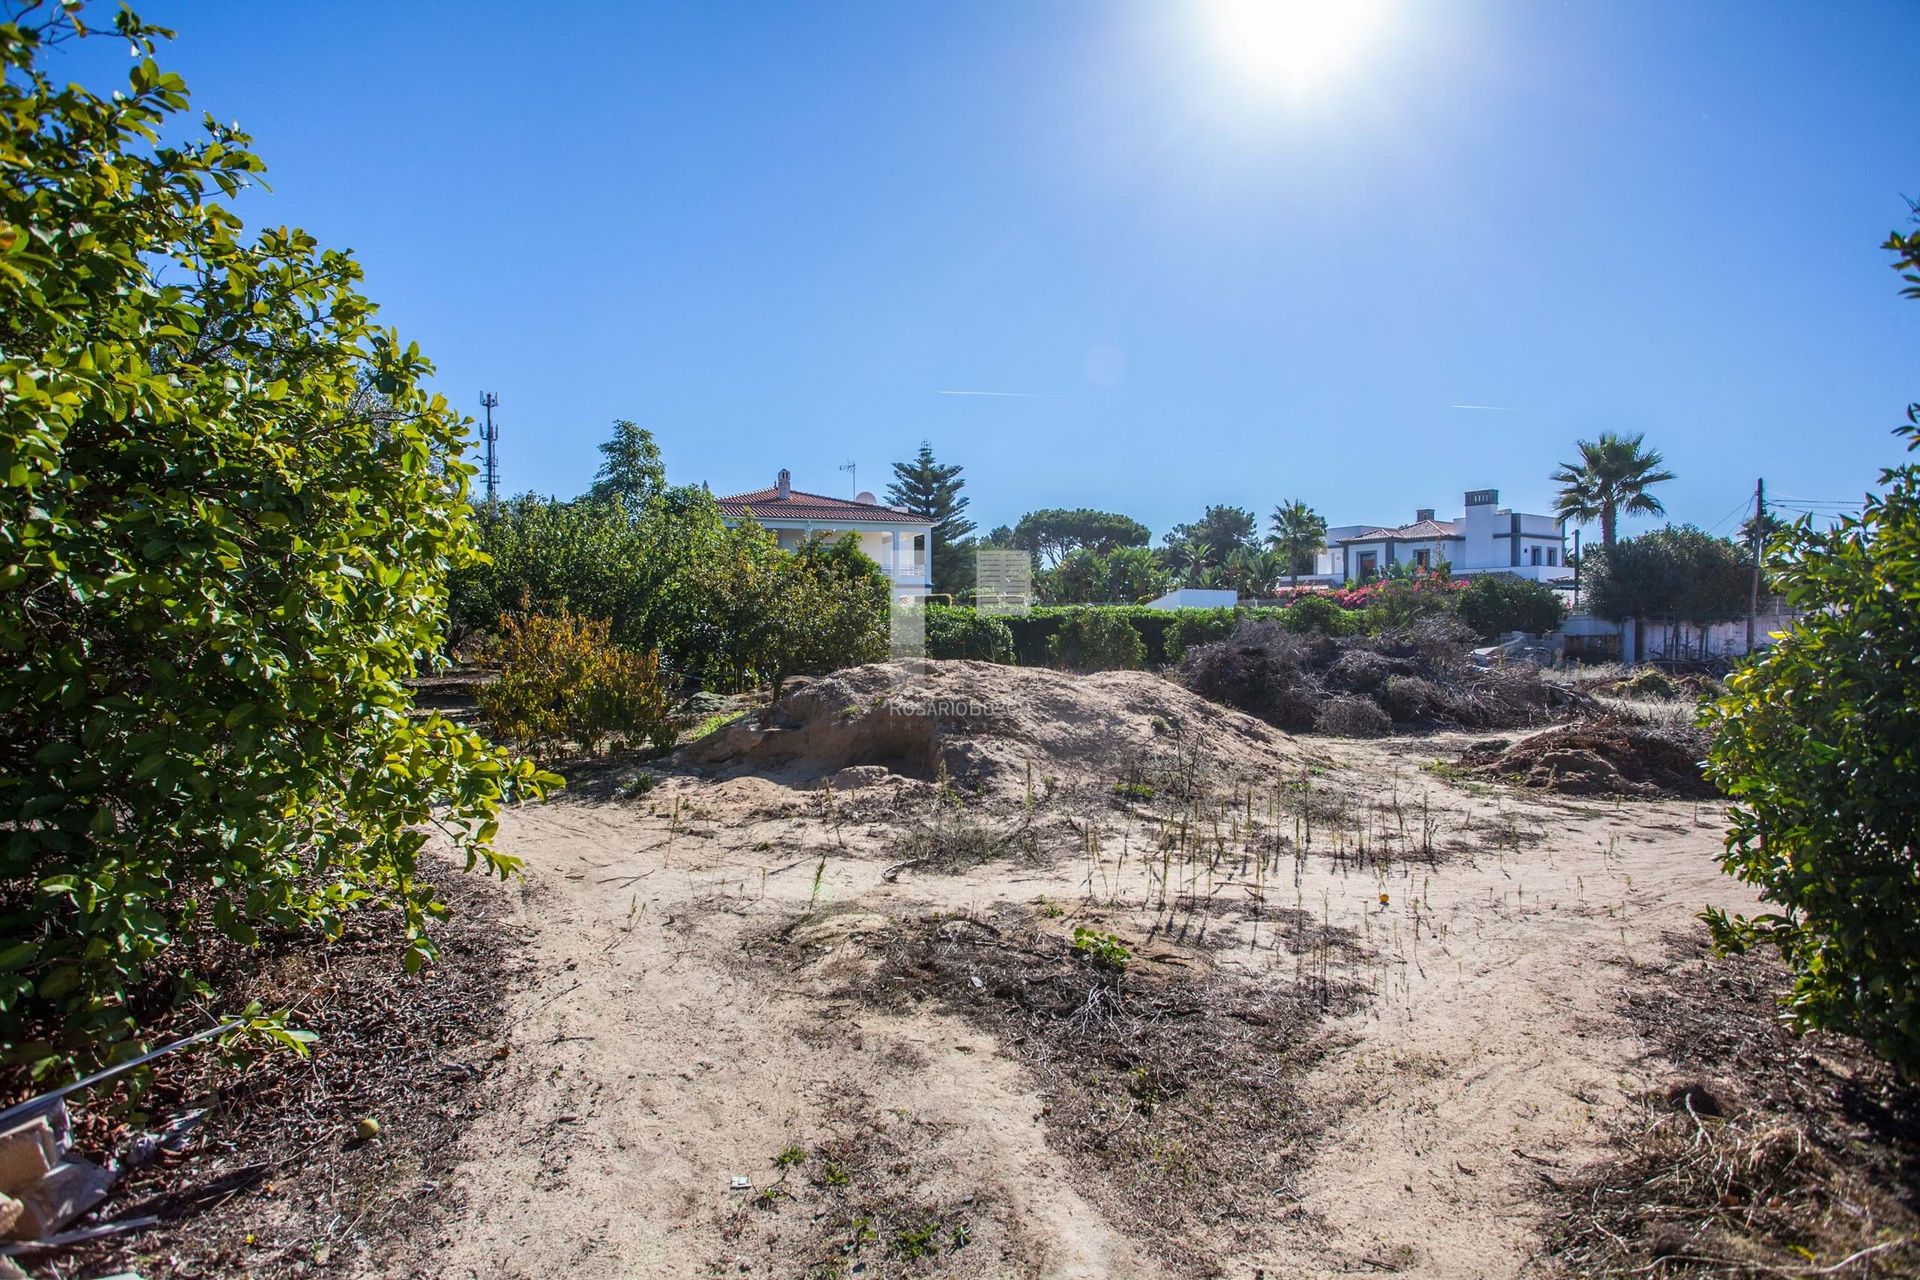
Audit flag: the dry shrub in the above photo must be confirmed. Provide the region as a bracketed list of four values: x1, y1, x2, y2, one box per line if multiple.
[478, 605, 674, 757]
[1326, 647, 1397, 693]
[1315, 695, 1392, 738]
[1179, 620, 1324, 731]
[1375, 673, 1445, 722]
[890, 802, 1037, 875]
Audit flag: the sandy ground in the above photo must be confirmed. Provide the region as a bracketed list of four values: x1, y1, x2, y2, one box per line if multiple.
[363, 670, 1756, 1280]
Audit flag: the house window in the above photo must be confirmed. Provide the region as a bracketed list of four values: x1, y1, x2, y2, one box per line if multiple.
[1414, 549, 1429, 570]
[1547, 548, 1558, 566]
[1357, 551, 1378, 581]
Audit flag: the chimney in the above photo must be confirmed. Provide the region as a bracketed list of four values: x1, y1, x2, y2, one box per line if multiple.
[776, 468, 791, 501]
[1415, 508, 1435, 524]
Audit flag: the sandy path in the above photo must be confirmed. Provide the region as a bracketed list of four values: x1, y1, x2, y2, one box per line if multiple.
[365, 737, 1756, 1280]
[1271, 741, 1750, 1277]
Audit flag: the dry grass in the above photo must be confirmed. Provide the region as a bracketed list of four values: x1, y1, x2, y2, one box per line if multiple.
[709, 1095, 1014, 1279]
[847, 908, 1366, 1275]
[1543, 931, 1920, 1278]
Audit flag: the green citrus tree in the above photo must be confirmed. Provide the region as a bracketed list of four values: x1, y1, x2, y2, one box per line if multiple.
[0, 9, 552, 1075]
[1701, 208, 1920, 1074]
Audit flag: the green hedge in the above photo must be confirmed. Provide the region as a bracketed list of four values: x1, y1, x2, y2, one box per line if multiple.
[924, 604, 1016, 662]
[1048, 610, 1147, 671]
[920, 605, 1292, 669]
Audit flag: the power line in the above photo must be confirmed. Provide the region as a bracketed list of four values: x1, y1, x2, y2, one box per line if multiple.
[1704, 494, 1755, 537]
[1770, 494, 1865, 505]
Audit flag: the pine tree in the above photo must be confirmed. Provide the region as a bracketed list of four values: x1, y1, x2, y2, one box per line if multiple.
[885, 442, 975, 599]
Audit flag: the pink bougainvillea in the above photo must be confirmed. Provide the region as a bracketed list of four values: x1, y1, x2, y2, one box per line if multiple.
[1272, 570, 1467, 611]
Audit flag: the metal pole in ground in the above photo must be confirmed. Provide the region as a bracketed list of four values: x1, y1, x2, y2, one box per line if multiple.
[1746, 477, 1764, 654]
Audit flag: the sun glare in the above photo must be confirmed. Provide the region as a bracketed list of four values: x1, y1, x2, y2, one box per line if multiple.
[1204, 0, 1385, 96]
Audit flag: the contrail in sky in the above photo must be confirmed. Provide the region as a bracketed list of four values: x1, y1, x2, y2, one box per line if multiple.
[1449, 403, 1529, 412]
[937, 389, 1050, 398]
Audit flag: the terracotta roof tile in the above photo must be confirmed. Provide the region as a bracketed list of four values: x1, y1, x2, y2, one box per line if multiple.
[715, 487, 931, 524]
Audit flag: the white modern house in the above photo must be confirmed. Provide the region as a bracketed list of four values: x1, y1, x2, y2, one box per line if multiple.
[716, 469, 933, 601]
[1311, 489, 1570, 583]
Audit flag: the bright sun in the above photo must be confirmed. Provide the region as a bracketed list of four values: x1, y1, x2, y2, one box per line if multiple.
[1204, 0, 1385, 96]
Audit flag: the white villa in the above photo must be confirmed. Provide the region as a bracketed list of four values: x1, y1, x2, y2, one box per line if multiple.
[1312, 489, 1570, 583]
[716, 469, 933, 601]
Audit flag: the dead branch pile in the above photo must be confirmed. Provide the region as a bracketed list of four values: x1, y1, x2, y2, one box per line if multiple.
[1457, 713, 1716, 799]
[1180, 618, 1583, 736]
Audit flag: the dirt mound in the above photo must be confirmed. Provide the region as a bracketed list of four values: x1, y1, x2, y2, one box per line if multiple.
[1459, 715, 1716, 799]
[684, 659, 1305, 790]
[1182, 618, 1586, 735]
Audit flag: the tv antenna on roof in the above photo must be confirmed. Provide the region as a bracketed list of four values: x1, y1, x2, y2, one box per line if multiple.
[478, 392, 501, 503]
[838, 459, 856, 496]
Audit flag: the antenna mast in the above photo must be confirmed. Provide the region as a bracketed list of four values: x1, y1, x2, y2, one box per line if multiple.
[479, 392, 500, 503]
[839, 459, 857, 496]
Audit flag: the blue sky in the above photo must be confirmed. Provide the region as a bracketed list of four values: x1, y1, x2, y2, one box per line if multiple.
[54, 1, 1919, 543]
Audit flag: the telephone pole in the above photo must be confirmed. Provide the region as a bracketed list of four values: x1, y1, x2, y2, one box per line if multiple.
[1746, 477, 1764, 654]
[479, 392, 501, 503]
[1571, 528, 1581, 609]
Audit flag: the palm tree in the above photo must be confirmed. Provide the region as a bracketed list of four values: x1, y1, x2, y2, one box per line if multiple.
[1552, 432, 1675, 548]
[1170, 538, 1212, 585]
[1267, 500, 1329, 587]
[1222, 546, 1275, 599]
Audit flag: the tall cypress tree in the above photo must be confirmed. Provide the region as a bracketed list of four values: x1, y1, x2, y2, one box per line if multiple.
[885, 442, 976, 599]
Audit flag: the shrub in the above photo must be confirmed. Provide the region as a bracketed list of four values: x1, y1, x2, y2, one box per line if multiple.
[1048, 610, 1147, 671]
[1280, 593, 1349, 636]
[450, 466, 732, 680]
[0, 12, 552, 1075]
[925, 604, 1015, 662]
[1702, 410, 1920, 1074]
[1362, 573, 1465, 632]
[1070, 927, 1131, 972]
[685, 525, 889, 704]
[1456, 574, 1567, 639]
[477, 608, 675, 757]
[1163, 608, 1240, 661]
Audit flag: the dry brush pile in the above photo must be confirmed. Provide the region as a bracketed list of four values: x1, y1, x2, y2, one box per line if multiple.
[1457, 714, 1717, 799]
[1179, 618, 1584, 737]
